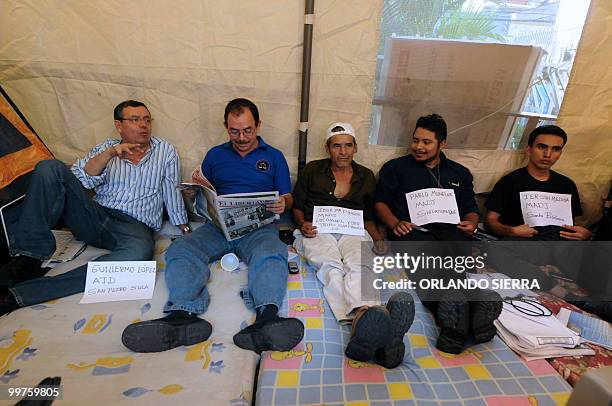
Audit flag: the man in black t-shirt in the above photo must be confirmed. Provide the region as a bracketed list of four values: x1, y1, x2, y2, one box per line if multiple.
[375, 114, 502, 355]
[484, 125, 595, 299]
[485, 125, 591, 241]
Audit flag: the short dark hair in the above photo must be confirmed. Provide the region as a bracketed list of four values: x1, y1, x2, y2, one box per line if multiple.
[413, 114, 447, 142]
[224, 98, 260, 126]
[114, 100, 148, 120]
[527, 125, 568, 147]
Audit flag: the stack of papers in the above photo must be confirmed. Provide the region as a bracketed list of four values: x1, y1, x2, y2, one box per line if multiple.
[495, 301, 595, 361]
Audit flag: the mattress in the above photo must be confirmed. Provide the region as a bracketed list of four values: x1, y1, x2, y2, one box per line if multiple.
[255, 252, 573, 406]
[0, 225, 257, 405]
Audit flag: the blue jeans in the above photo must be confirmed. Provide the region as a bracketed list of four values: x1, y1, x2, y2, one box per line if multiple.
[164, 221, 288, 315]
[7, 160, 154, 306]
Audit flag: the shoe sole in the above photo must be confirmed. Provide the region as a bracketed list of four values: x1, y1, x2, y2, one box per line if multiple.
[375, 292, 415, 368]
[472, 290, 503, 344]
[122, 319, 212, 353]
[233, 318, 304, 354]
[436, 292, 469, 354]
[345, 307, 391, 362]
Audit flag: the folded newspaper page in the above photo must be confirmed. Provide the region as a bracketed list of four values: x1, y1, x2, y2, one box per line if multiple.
[178, 168, 280, 241]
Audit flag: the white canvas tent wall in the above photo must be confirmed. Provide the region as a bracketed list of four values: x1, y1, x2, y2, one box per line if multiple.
[0, 0, 609, 224]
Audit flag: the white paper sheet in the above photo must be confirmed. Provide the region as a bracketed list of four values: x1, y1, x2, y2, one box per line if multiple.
[519, 191, 573, 227]
[312, 206, 365, 236]
[405, 188, 460, 226]
[80, 261, 156, 304]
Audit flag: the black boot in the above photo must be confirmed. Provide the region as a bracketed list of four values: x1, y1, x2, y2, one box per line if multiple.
[469, 289, 503, 344]
[375, 292, 416, 368]
[122, 311, 212, 353]
[233, 305, 304, 354]
[435, 290, 470, 354]
[345, 306, 391, 362]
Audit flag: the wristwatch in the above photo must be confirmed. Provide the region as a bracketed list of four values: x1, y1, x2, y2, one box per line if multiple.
[180, 225, 191, 233]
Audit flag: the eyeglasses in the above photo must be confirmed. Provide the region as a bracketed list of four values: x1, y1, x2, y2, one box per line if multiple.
[120, 117, 154, 125]
[228, 127, 254, 137]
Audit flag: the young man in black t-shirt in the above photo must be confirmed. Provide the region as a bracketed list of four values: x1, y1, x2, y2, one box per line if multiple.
[485, 125, 591, 241]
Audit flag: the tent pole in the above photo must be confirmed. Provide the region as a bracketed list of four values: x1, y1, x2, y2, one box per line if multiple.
[298, 0, 315, 173]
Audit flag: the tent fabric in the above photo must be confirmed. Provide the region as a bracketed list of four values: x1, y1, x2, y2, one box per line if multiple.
[0, 91, 53, 189]
[0, 0, 609, 223]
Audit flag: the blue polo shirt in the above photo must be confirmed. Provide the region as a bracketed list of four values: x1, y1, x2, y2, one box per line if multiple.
[201, 136, 292, 195]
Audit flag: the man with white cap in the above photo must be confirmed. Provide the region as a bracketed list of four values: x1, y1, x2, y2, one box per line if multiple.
[292, 122, 415, 368]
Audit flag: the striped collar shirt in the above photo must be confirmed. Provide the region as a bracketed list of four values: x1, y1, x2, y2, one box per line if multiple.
[71, 137, 188, 231]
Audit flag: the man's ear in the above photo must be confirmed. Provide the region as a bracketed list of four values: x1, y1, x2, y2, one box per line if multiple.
[114, 120, 122, 134]
[439, 139, 447, 150]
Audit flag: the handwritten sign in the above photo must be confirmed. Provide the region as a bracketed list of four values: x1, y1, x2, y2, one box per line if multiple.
[312, 206, 365, 236]
[405, 188, 460, 226]
[519, 191, 573, 227]
[80, 261, 156, 304]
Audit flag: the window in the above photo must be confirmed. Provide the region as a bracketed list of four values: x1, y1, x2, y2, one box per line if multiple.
[370, 0, 591, 149]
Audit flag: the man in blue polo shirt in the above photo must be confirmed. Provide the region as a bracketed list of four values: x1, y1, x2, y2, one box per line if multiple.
[122, 98, 304, 354]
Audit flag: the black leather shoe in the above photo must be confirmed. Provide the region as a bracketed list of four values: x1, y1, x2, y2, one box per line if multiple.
[435, 290, 470, 354]
[233, 316, 304, 354]
[375, 292, 415, 368]
[122, 313, 212, 353]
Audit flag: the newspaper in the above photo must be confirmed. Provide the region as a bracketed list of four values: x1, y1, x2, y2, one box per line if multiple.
[558, 307, 612, 351]
[178, 169, 280, 241]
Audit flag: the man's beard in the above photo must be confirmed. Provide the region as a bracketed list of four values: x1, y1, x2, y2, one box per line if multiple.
[413, 148, 441, 165]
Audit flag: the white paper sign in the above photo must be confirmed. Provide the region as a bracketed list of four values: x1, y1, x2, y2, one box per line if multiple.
[80, 261, 156, 304]
[519, 191, 573, 227]
[405, 188, 461, 226]
[312, 206, 365, 236]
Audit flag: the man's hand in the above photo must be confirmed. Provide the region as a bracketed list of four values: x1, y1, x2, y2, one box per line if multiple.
[457, 220, 477, 236]
[392, 220, 413, 236]
[511, 224, 538, 238]
[299, 221, 317, 238]
[560, 224, 592, 241]
[266, 196, 286, 214]
[110, 143, 143, 159]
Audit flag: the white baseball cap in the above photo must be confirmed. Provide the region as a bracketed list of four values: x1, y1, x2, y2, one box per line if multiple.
[326, 122, 355, 141]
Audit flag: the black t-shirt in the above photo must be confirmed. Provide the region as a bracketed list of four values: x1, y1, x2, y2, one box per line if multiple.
[486, 167, 583, 227]
[375, 153, 479, 223]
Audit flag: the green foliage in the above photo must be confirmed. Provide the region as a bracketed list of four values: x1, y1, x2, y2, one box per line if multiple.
[380, 0, 506, 51]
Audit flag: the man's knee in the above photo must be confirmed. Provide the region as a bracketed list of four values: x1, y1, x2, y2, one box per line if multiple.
[34, 159, 68, 177]
[166, 237, 200, 262]
[120, 237, 155, 260]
